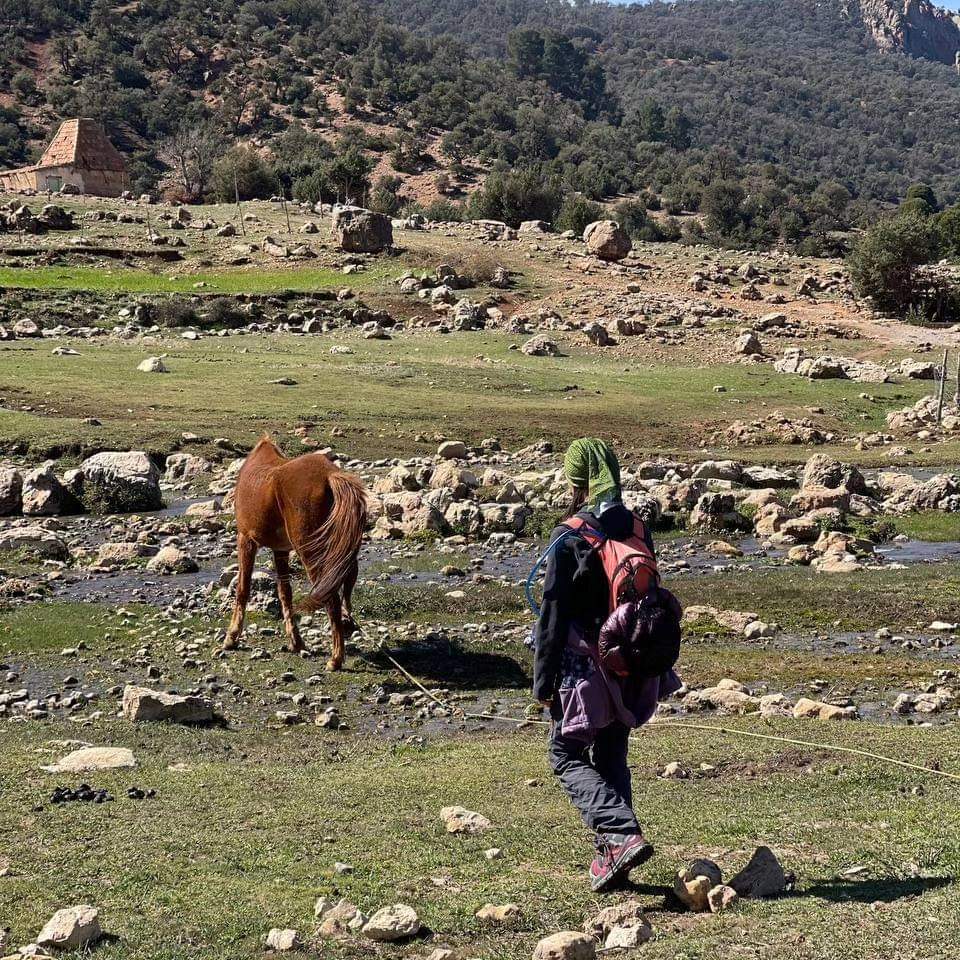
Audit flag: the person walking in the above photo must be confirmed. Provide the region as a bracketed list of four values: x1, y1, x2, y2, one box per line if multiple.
[533, 438, 681, 891]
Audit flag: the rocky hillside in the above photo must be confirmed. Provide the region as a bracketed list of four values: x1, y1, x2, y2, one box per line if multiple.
[857, 0, 960, 64]
[2, 0, 960, 241]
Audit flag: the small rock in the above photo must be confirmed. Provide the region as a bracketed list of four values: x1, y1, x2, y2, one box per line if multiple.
[707, 884, 739, 913]
[439, 805, 491, 834]
[36, 905, 102, 950]
[137, 356, 167, 373]
[476, 903, 520, 923]
[265, 928, 300, 952]
[532, 931, 596, 960]
[674, 858, 723, 912]
[362, 904, 421, 942]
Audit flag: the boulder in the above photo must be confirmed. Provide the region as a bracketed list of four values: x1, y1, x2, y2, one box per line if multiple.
[0, 466, 23, 515]
[583, 220, 631, 261]
[801, 454, 866, 495]
[0, 525, 68, 560]
[42, 747, 136, 774]
[164, 454, 211, 481]
[21, 462, 81, 516]
[430, 462, 477, 499]
[521, 335, 560, 357]
[96, 541, 158, 565]
[80, 451, 162, 512]
[689, 492, 744, 533]
[437, 440, 468, 460]
[332, 206, 393, 253]
[729, 846, 789, 898]
[532, 931, 596, 960]
[122, 685, 214, 724]
[684, 685, 760, 714]
[137, 356, 167, 373]
[36, 906, 102, 951]
[583, 321, 612, 346]
[692, 460, 743, 483]
[479, 502, 530, 534]
[362, 904, 421, 942]
[793, 697, 857, 720]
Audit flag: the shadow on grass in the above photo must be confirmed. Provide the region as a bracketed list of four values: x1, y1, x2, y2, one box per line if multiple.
[371, 638, 530, 692]
[623, 875, 953, 915]
[804, 875, 953, 904]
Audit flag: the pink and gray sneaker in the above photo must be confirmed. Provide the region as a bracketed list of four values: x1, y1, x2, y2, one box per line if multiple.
[589, 833, 654, 892]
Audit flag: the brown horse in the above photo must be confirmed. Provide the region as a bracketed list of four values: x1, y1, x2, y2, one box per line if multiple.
[225, 435, 367, 670]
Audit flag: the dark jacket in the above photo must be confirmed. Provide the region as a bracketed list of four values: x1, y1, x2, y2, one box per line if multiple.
[532, 503, 655, 702]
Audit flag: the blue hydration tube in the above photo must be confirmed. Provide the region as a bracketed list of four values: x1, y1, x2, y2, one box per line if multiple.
[525, 524, 606, 617]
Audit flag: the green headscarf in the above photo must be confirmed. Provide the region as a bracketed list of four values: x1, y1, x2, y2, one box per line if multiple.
[563, 437, 621, 507]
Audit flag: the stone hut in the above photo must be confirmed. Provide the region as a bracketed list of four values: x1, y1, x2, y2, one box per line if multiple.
[0, 118, 127, 197]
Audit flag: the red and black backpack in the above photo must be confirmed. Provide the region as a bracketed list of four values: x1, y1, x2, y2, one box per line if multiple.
[528, 514, 682, 679]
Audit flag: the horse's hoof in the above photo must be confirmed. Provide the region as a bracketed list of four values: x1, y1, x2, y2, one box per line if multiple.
[222, 637, 239, 652]
[326, 658, 342, 672]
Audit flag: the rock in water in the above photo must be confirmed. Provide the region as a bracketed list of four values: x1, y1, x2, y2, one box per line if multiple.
[145, 545, 199, 574]
[582, 220, 631, 261]
[122, 685, 213, 724]
[80, 451, 162, 512]
[42, 747, 136, 774]
[362, 904, 421, 942]
[729, 846, 788, 898]
[674, 858, 724, 911]
[265, 928, 300, 951]
[21, 462, 81, 516]
[0, 525, 69, 560]
[332, 206, 393, 253]
[36, 906, 102, 950]
[532, 931, 596, 960]
[439, 805, 491, 834]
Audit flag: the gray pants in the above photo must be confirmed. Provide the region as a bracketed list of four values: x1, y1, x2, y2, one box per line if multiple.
[548, 719, 640, 840]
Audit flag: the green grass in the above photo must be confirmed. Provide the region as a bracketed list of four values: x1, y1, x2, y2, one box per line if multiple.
[892, 512, 960, 543]
[673, 562, 960, 634]
[0, 263, 399, 295]
[2, 719, 959, 960]
[0, 331, 937, 460]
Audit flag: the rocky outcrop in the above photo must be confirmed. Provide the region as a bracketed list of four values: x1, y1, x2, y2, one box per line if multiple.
[858, 0, 960, 65]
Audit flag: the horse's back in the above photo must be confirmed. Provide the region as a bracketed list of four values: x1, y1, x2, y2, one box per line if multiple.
[273, 452, 337, 506]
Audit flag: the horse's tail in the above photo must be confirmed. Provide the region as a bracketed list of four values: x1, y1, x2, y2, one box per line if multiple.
[296, 471, 367, 613]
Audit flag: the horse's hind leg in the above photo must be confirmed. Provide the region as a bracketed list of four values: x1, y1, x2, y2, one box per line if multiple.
[341, 557, 359, 640]
[273, 550, 304, 654]
[224, 533, 256, 650]
[325, 594, 346, 672]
